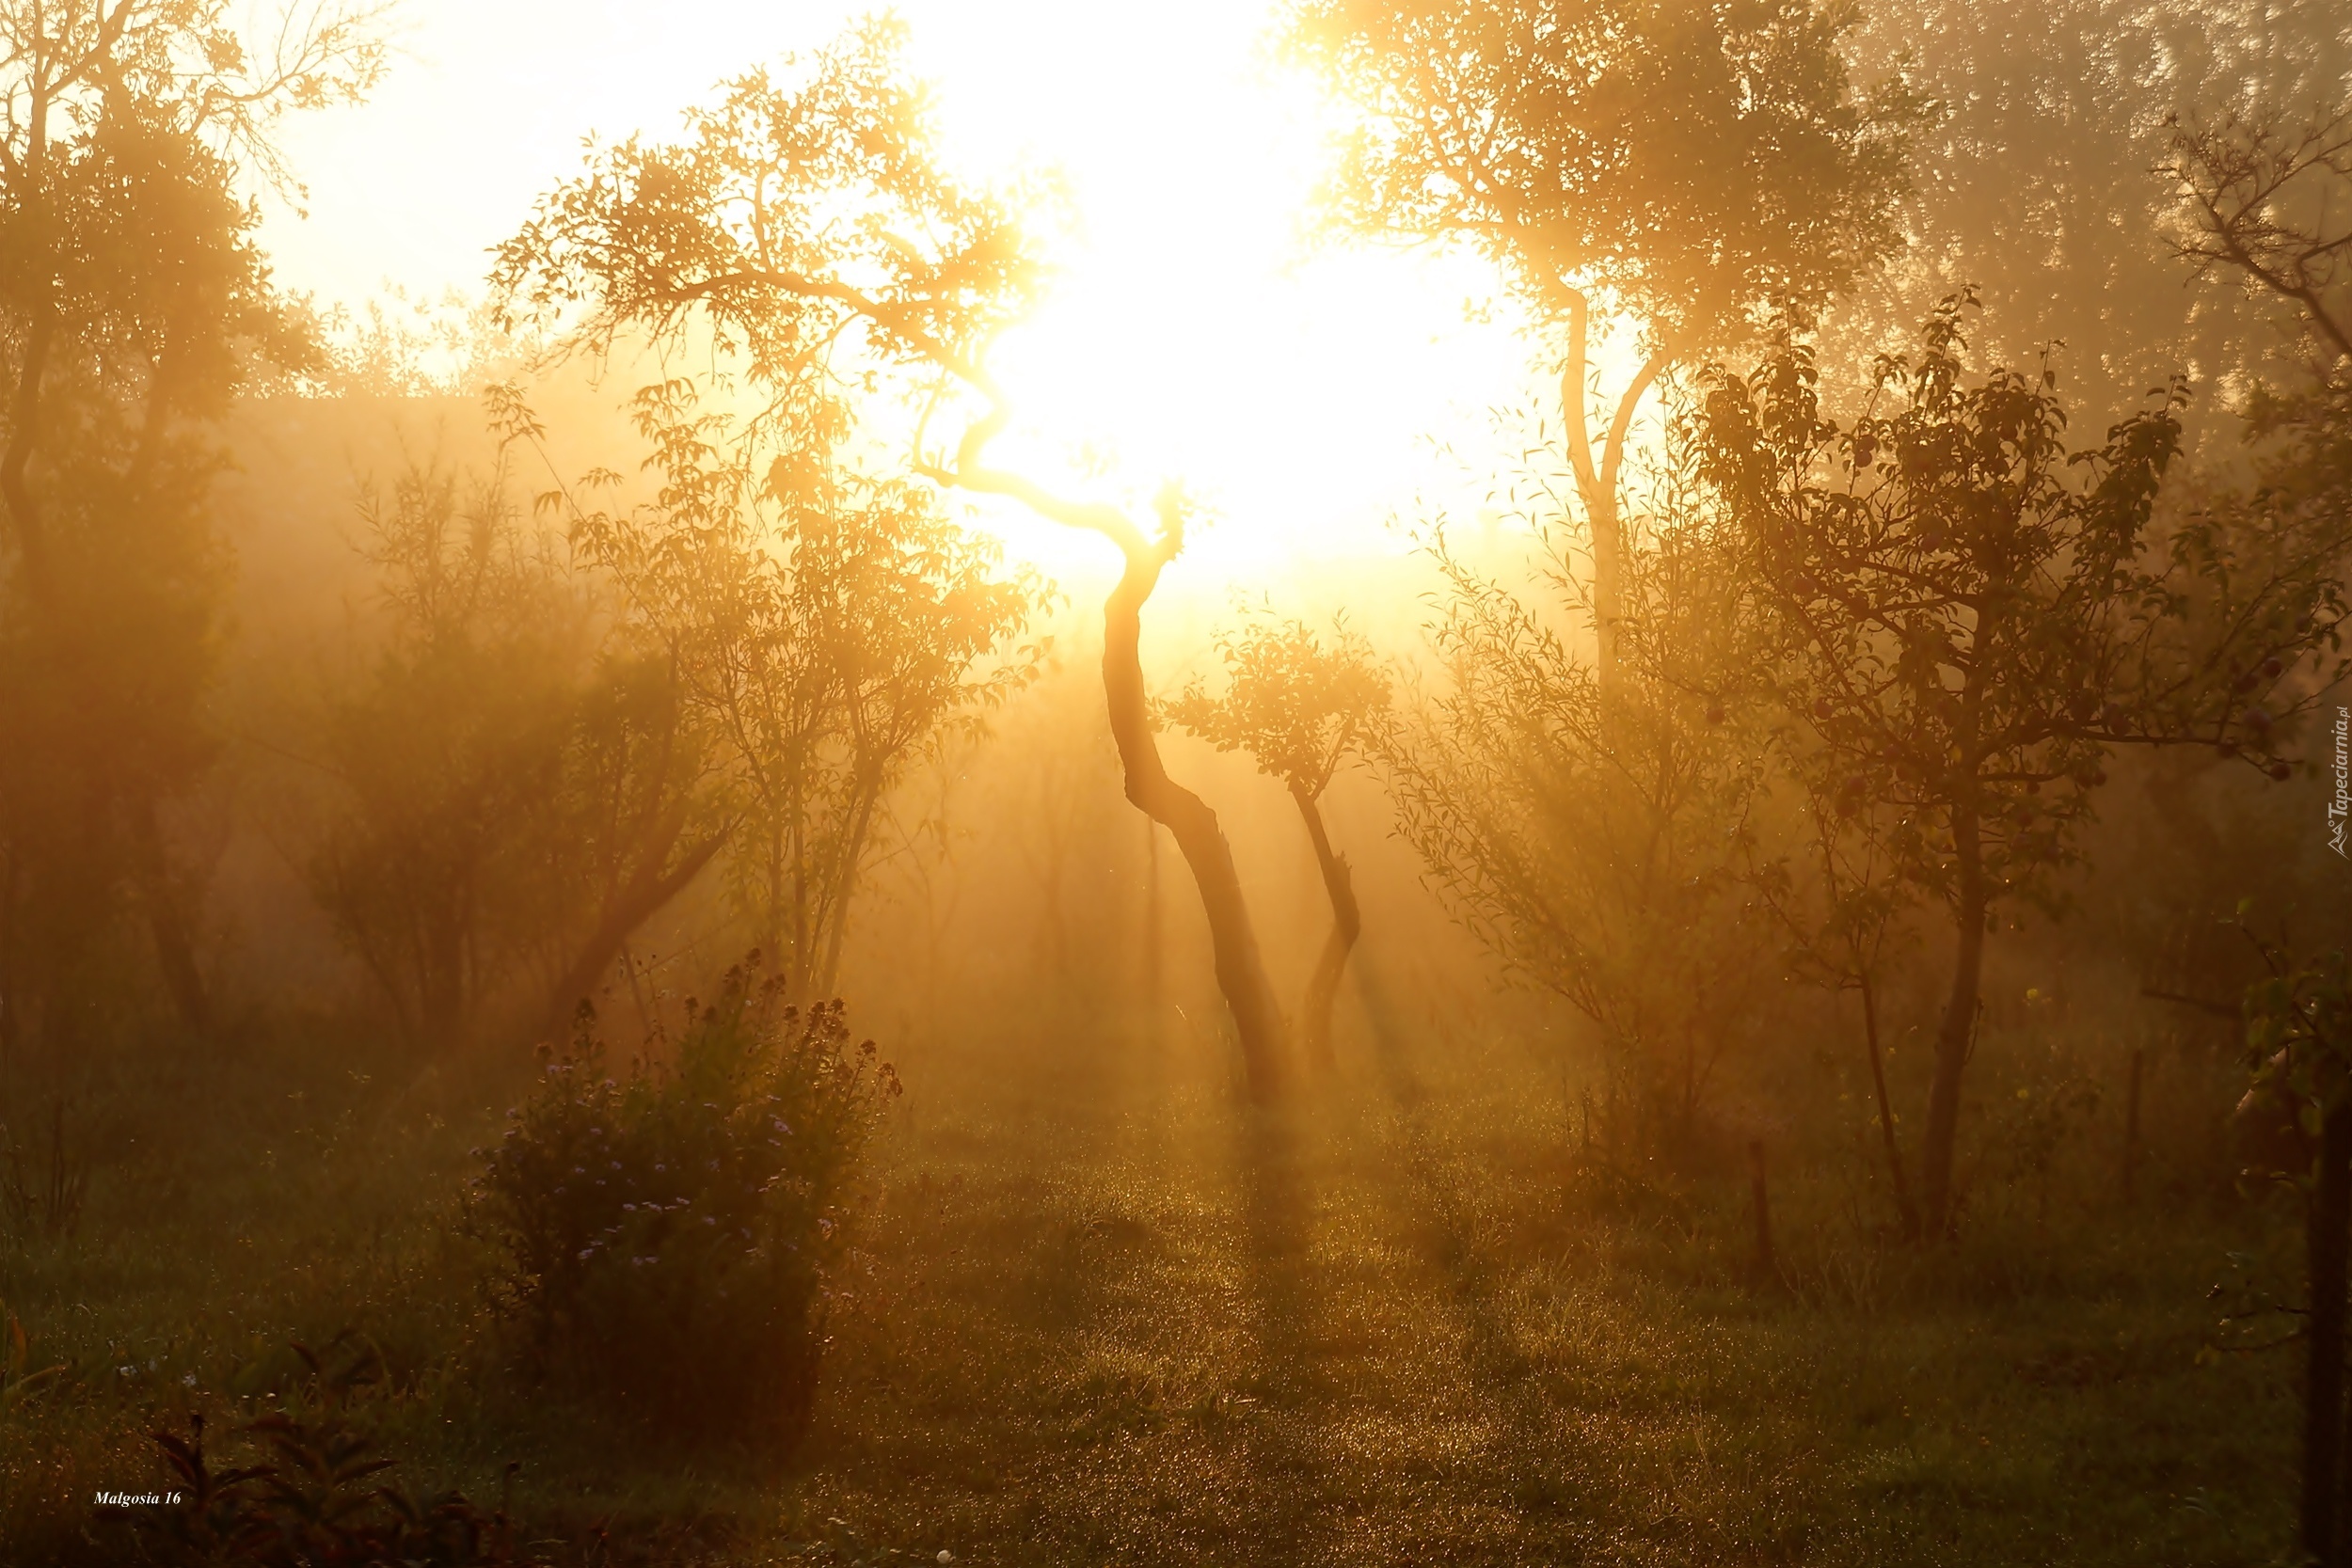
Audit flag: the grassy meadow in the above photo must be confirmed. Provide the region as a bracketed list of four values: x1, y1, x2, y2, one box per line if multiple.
[0, 980, 2299, 1568]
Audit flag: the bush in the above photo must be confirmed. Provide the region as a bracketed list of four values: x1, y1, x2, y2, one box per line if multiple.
[468, 959, 899, 1442]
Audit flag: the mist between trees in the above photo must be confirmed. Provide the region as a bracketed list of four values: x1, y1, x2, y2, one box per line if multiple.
[3, 0, 2352, 1563]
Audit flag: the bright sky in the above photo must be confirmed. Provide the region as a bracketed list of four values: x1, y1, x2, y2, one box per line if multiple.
[257, 0, 1548, 582]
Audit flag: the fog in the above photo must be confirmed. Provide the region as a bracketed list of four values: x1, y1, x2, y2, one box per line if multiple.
[3, 1, 2349, 1563]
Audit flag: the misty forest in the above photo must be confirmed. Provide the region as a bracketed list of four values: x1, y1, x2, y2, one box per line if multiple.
[3, 0, 2351, 1562]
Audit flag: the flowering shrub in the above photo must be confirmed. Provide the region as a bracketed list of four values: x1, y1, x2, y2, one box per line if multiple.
[469, 959, 898, 1440]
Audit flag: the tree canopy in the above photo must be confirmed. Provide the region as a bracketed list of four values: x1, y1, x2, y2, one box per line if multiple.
[1288, 0, 1922, 349]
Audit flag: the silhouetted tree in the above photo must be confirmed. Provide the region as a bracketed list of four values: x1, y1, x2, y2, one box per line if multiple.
[310, 455, 580, 1046]
[529, 371, 1049, 1007]
[1746, 728, 1923, 1235]
[1291, 0, 1921, 692]
[2161, 106, 2351, 673]
[2241, 945, 2352, 1565]
[0, 0, 384, 1054]
[2167, 101, 2352, 1565]
[1163, 614, 1388, 1070]
[1690, 297, 2346, 1232]
[309, 448, 723, 1050]
[1841, 0, 2351, 408]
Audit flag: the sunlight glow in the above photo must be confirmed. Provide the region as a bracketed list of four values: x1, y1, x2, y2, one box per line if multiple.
[259, 0, 1547, 586]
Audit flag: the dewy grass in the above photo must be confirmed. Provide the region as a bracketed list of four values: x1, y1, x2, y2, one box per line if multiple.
[0, 1011, 2302, 1567]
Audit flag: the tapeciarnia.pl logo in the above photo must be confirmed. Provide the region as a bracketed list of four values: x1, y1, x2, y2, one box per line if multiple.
[2329, 705, 2348, 859]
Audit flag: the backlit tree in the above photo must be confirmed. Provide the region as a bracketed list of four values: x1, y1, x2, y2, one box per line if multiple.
[0, 0, 385, 1053]
[493, 21, 1306, 1097]
[1163, 614, 1389, 1070]
[1291, 0, 1921, 691]
[1690, 297, 2346, 1232]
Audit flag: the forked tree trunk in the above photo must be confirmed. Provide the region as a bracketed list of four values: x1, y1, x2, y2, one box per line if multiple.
[2305, 1103, 2352, 1567]
[1921, 805, 1987, 1236]
[1102, 545, 1291, 1101]
[1289, 782, 1360, 1073]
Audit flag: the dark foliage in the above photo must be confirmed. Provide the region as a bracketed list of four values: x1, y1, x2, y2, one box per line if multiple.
[135, 1338, 540, 1567]
[467, 958, 898, 1443]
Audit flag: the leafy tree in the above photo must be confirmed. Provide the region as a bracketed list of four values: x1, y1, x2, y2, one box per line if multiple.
[0, 1, 383, 1054]
[492, 21, 1301, 1098]
[1290, 0, 1920, 690]
[531, 372, 1050, 1008]
[2163, 105, 2351, 370]
[1689, 297, 2346, 1232]
[1162, 614, 1389, 1070]
[1389, 439, 1777, 1141]
[2162, 106, 2352, 679]
[1747, 727, 1923, 1233]
[520, 649, 727, 1045]
[310, 450, 723, 1050]
[310, 457, 580, 1047]
[1837, 0, 2351, 410]
[2167, 102, 2352, 1563]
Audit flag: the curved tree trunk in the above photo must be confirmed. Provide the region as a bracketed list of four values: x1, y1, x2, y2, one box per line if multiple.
[1290, 782, 1359, 1074]
[815, 775, 884, 1000]
[543, 827, 726, 1043]
[925, 380, 1291, 1100]
[1102, 546, 1291, 1101]
[1559, 290, 1670, 705]
[1920, 803, 1987, 1235]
